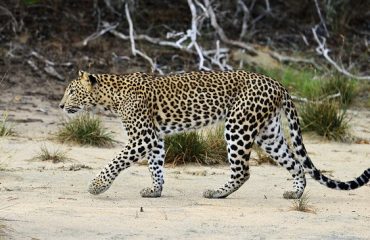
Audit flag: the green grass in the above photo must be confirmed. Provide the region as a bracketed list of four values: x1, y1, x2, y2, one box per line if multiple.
[256, 67, 322, 99]
[202, 125, 228, 164]
[35, 145, 68, 163]
[164, 125, 281, 166]
[300, 101, 349, 141]
[255, 67, 357, 104]
[254, 66, 356, 141]
[0, 112, 14, 137]
[165, 131, 207, 165]
[57, 113, 114, 147]
[164, 125, 227, 165]
[320, 75, 357, 106]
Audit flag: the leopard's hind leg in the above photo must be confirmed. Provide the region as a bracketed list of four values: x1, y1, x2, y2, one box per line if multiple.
[255, 112, 306, 199]
[203, 101, 259, 199]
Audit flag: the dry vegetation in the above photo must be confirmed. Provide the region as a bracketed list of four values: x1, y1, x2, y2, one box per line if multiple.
[164, 125, 227, 166]
[291, 193, 316, 213]
[56, 113, 114, 147]
[300, 101, 349, 141]
[34, 145, 68, 163]
[0, 112, 15, 137]
[1, 0, 369, 83]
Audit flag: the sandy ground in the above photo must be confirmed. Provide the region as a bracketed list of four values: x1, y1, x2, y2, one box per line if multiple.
[1, 92, 370, 240]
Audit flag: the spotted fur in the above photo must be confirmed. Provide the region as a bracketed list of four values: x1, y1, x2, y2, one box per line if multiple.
[60, 70, 370, 199]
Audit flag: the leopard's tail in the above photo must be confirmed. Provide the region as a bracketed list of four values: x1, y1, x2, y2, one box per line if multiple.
[282, 91, 370, 190]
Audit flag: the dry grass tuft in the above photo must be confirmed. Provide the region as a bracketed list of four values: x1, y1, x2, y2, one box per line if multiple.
[164, 125, 227, 166]
[57, 113, 114, 147]
[300, 101, 349, 141]
[291, 193, 316, 213]
[0, 112, 15, 137]
[35, 145, 68, 163]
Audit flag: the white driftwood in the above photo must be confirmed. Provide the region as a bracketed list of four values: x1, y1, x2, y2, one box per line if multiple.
[203, 0, 257, 55]
[81, 23, 119, 47]
[187, 0, 206, 70]
[124, 3, 162, 74]
[313, 0, 329, 37]
[291, 92, 341, 103]
[312, 26, 370, 80]
[269, 51, 320, 69]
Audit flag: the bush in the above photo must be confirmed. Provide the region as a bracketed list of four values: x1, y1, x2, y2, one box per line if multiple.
[202, 125, 228, 164]
[57, 113, 114, 147]
[300, 101, 349, 141]
[165, 131, 207, 165]
[320, 75, 357, 106]
[164, 125, 227, 165]
[0, 112, 14, 137]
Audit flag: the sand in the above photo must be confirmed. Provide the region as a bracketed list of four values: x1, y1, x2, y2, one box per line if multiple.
[1, 92, 370, 240]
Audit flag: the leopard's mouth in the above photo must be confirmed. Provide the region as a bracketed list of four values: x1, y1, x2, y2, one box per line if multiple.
[65, 107, 81, 114]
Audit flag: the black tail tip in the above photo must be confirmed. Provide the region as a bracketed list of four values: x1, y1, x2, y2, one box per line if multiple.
[364, 169, 370, 179]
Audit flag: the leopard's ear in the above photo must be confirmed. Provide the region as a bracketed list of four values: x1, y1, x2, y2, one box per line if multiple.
[78, 70, 85, 78]
[79, 71, 97, 92]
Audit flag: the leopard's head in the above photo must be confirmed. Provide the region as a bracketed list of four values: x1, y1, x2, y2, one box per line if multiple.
[59, 70, 98, 114]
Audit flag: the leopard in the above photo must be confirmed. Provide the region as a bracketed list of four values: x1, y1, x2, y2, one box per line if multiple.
[59, 70, 370, 199]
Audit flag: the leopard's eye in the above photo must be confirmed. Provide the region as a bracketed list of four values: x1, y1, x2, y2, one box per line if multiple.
[69, 89, 75, 95]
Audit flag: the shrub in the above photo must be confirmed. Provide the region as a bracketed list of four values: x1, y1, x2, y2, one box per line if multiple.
[35, 145, 68, 163]
[164, 125, 227, 165]
[165, 131, 207, 165]
[57, 113, 114, 147]
[320, 75, 357, 106]
[0, 112, 14, 137]
[300, 101, 349, 141]
[202, 125, 228, 164]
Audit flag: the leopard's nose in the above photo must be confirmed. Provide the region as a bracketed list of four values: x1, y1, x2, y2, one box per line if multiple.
[59, 104, 64, 109]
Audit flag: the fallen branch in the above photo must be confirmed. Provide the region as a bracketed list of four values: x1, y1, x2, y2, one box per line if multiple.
[237, 0, 250, 39]
[44, 66, 64, 81]
[30, 51, 73, 67]
[312, 26, 370, 80]
[203, 0, 257, 55]
[291, 92, 341, 103]
[26, 60, 41, 74]
[0, 5, 19, 32]
[269, 51, 320, 69]
[187, 0, 207, 70]
[203, 40, 233, 70]
[124, 3, 162, 74]
[80, 22, 119, 46]
[313, 0, 329, 37]
[28, 51, 71, 81]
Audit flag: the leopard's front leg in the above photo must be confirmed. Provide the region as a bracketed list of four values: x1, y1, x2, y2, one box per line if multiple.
[88, 97, 160, 195]
[88, 133, 156, 195]
[88, 146, 132, 195]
